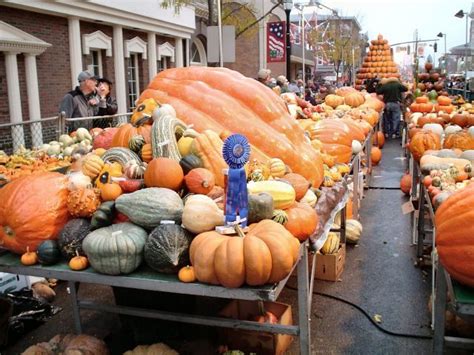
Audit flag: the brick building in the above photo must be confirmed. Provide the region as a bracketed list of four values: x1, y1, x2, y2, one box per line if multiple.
[0, 1, 195, 152]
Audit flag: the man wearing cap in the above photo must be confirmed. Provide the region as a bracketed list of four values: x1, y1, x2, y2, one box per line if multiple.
[59, 71, 100, 129]
[257, 68, 274, 88]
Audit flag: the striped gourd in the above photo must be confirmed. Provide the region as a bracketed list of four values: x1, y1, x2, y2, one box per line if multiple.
[272, 209, 288, 225]
[320, 232, 340, 255]
[128, 134, 146, 153]
[102, 147, 142, 168]
[151, 114, 187, 161]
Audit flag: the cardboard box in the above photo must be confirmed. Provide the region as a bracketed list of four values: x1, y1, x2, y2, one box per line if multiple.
[0, 273, 30, 294]
[218, 300, 293, 355]
[315, 243, 346, 281]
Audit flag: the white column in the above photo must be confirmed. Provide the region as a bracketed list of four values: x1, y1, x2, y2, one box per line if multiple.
[24, 54, 43, 148]
[185, 38, 190, 67]
[68, 17, 82, 89]
[175, 37, 184, 68]
[147, 32, 157, 82]
[5, 52, 25, 152]
[113, 25, 128, 122]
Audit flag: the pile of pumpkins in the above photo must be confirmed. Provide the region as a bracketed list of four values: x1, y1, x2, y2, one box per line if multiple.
[415, 61, 447, 97]
[355, 34, 400, 90]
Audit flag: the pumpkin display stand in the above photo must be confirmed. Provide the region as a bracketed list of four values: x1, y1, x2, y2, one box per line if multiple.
[218, 300, 293, 355]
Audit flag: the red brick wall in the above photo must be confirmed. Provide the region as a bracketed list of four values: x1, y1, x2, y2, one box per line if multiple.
[0, 7, 70, 123]
[223, 3, 259, 78]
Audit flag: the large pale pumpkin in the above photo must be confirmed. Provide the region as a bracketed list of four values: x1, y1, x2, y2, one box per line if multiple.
[137, 67, 324, 187]
[435, 184, 474, 287]
[189, 220, 300, 288]
[0, 172, 70, 254]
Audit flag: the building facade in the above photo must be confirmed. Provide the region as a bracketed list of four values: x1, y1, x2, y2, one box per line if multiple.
[0, 0, 195, 152]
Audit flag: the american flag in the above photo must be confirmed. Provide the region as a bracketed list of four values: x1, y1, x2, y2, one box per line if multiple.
[267, 21, 286, 63]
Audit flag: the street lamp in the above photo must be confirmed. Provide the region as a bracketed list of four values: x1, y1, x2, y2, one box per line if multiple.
[437, 32, 447, 73]
[455, 10, 470, 99]
[283, 0, 293, 79]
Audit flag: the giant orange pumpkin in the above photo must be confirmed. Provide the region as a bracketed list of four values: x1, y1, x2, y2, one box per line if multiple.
[283, 202, 319, 242]
[409, 131, 441, 161]
[321, 143, 352, 164]
[144, 157, 184, 191]
[189, 220, 300, 288]
[435, 184, 474, 287]
[0, 172, 70, 254]
[139, 67, 324, 188]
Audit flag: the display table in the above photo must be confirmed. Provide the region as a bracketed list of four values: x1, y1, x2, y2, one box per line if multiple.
[0, 243, 312, 354]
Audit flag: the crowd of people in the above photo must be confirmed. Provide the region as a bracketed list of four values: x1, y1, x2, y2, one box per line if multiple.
[257, 68, 413, 140]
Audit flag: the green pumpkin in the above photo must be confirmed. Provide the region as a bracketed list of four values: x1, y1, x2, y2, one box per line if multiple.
[272, 209, 288, 225]
[179, 154, 202, 175]
[58, 218, 91, 260]
[248, 193, 274, 224]
[82, 222, 148, 275]
[115, 188, 183, 229]
[144, 224, 193, 274]
[128, 134, 146, 153]
[37, 240, 61, 265]
[90, 201, 116, 230]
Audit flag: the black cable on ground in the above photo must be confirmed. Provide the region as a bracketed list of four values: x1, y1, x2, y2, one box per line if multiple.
[285, 285, 432, 340]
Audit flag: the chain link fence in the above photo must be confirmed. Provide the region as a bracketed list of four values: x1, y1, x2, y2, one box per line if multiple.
[0, 113, 132, 155]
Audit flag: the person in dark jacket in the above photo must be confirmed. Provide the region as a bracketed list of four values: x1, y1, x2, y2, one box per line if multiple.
[376, 77, 408, 138]
[59, 71, 99, 130]
[93, 77, 118, 128]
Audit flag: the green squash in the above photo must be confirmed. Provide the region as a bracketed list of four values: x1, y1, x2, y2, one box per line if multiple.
[82, 222, 148, 275]
[179, 154, 202, 175]
[248, 193, 274, 224]
[58, 218, 91, 260]
[115, 188, 183, 229]
[90, 201, 116, 230]
[37, 240, 61, 265]
[144, 224, 193, 274]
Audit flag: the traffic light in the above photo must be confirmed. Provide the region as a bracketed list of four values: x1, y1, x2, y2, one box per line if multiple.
[434, 42, 438, 53]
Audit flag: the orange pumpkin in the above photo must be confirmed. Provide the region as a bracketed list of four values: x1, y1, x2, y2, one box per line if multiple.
[437, 95, 451, 106]
[409, 131, 441, 161]
[178, 265, 196, 283]
[371, 147, 382, 165]
[400, 174, 412, 195]
[344, 92, 365, 107]
[0, 172, 70, 254]
[67, 187, 101, 218]
[282, 173, 310, 201]
[100, 183, 123, 201]
[452, 114, 468, 128]
[434, 104, 455, 114]
[321, 144, 352, 164]
[189, 220, 300, 288]
[144, 157, 184, 191]
[443, 131, 474, 151]
[111, 123, 152, 148]
[416, 96, 429, 104]
[140, 143, 153, 163]
[184, 168, 215, 194]
[372, 131, 385, 148]
[435, 184, 474, 287]
[284, 202, 318, 242]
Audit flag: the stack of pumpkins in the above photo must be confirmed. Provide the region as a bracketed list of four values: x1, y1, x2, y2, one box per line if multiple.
[355, 34, 400, 90]
[415, 61, 448, 98]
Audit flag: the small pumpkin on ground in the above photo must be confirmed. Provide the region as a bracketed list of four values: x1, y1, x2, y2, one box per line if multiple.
[371, 147, 382, 165]
[400, 173, 412, 195]
[21, 247, 38, 266]
[178, 265, 196, 283]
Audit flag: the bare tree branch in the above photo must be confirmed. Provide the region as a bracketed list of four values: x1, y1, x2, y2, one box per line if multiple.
[235, 0, 282, 39]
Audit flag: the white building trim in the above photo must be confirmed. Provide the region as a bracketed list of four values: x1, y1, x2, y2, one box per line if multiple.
[0, 20, 51, 54]
[82, 30, 112, 57]
[5, 52, 25, 151]
[113, 25, 127, 120]
[125, 36, 147, 59]
[68, 17, 82, 89]
[157, 42, 175, 62]
[175, 37, 183, 67]
[190, 37, 207, 66]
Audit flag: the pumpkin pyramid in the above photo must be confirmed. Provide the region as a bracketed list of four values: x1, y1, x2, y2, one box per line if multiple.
[355, 34, 400, 91]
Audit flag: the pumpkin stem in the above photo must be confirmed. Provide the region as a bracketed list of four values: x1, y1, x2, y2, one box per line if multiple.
[3, 226, 15, 238]
[75, 250, 80, 258]
[234, 225, 246, 238]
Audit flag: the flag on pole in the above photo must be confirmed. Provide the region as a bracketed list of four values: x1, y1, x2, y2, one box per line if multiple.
[267, 21, 286, 63]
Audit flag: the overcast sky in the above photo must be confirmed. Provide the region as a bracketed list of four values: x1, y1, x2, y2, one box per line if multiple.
[297, 0, 472, 59]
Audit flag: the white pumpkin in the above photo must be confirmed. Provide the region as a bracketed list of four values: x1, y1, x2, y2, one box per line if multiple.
[352, 140, 362, 154]
[59, 134, 74, 147]
[67, 171, 92, 191]
[410, 112, 423, 126]
[300, 189, 317, 207]
[422, 123, 443, 138]
[182, 195, 224, 234]
[39, 143, 50, 152]
[76, 127, 92, 142]
[47, 144, 62, 156]
[63, 146, 74, 157]
[445, 125, 463, 136]
[468, 126, 474, 138]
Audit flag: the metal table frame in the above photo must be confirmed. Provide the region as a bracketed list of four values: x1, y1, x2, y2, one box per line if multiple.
[0, 243, 312, 354]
